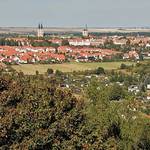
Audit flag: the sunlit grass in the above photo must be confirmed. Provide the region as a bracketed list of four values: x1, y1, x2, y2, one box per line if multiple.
[12, 61, 136, 75]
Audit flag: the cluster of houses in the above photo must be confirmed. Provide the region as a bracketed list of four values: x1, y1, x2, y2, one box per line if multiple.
[1, 32, 150, 64]
[58, 46, 122, 62]
[0, 44, 127, 64]
[0, 44, 149, 64]
[7, 31, 150, 47]
[123, 50, 140, 60]
[0, 46, 65, 64]
[128, 84, 150, 100]
[65, 36, 150, 47]
[52, 68, 150, 101]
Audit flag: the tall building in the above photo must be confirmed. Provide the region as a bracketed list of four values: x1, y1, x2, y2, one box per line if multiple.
[37, 24, 44, 38]
[82, 24, 88, 37]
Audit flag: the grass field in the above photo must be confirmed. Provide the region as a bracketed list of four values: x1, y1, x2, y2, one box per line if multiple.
[12, 61, 136, 75]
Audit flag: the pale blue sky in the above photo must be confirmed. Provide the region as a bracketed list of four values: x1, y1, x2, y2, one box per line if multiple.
[0, 0, 150, 27]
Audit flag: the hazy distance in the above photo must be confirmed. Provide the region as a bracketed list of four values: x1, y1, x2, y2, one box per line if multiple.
[0, 0, 150, 27]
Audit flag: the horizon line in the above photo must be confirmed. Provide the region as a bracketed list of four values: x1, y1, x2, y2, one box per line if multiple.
[0, 26, 150, 29]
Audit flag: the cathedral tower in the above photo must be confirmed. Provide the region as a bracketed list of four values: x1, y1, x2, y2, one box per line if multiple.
[37, 24, 44, 38]
[82, 24, 88, 37]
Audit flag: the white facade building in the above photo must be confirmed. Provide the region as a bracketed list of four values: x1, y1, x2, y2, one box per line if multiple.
[69, 39, 91, 46]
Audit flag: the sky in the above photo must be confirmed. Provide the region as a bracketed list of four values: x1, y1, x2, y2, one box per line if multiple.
[0, 0, 150, 27]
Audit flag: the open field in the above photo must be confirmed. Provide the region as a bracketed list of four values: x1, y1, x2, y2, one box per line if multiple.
[1, 27, 150, 34]
[12, 61, 136, 75]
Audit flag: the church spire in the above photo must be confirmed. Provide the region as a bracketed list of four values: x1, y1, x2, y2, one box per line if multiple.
[38, 23, 41, 29]
[82, 24, 89, 37]
[38, 23, 43, 29]
[41, 24, 43, 29]
[85, 24, 88, 31]
[37, 23, 44, 37]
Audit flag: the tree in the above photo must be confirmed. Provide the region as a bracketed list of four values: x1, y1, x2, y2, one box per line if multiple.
[126, 39, 131, 45]
[0, 74, 85, 149]
[120, 63, 127, 69]
[61, 40, 69, 46]
[95, 67, 105, 75]
[139, 53, 144, 61]
[0, 68, 149, 149]
[35, 70, 39, 76]
[85, 80, 150, 149]
[47, 68, 54, 75]
[108, 84, 126, 101]
[55, 70, 63, 76]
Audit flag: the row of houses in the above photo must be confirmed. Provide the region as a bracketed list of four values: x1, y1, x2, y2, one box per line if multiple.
[0, 45, 149, 64]
[58, 46, 144, 61]
[58, 46, 122, 54]
[0, 46, 65, 64]
[57, 46, 122, 62]
[0, 45, 120, 63]
[6, 34, 150, 47]
[63, 36, 150, 47]
[123, 51, 140, 60]
[62, 36, 150, 47]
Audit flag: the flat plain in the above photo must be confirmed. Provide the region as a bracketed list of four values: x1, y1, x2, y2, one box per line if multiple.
[1, 27, 150, 34]
[12, 61, 135, 75]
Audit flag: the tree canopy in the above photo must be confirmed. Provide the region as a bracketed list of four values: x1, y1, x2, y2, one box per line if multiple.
[0, 72, 149, 150]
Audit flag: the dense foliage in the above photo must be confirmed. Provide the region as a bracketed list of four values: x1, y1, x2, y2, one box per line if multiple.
[0, 70, 150, 149]
[0, 74, 85, 149]
[85, 80, 150, 149]
[0, 38, 19, 46]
